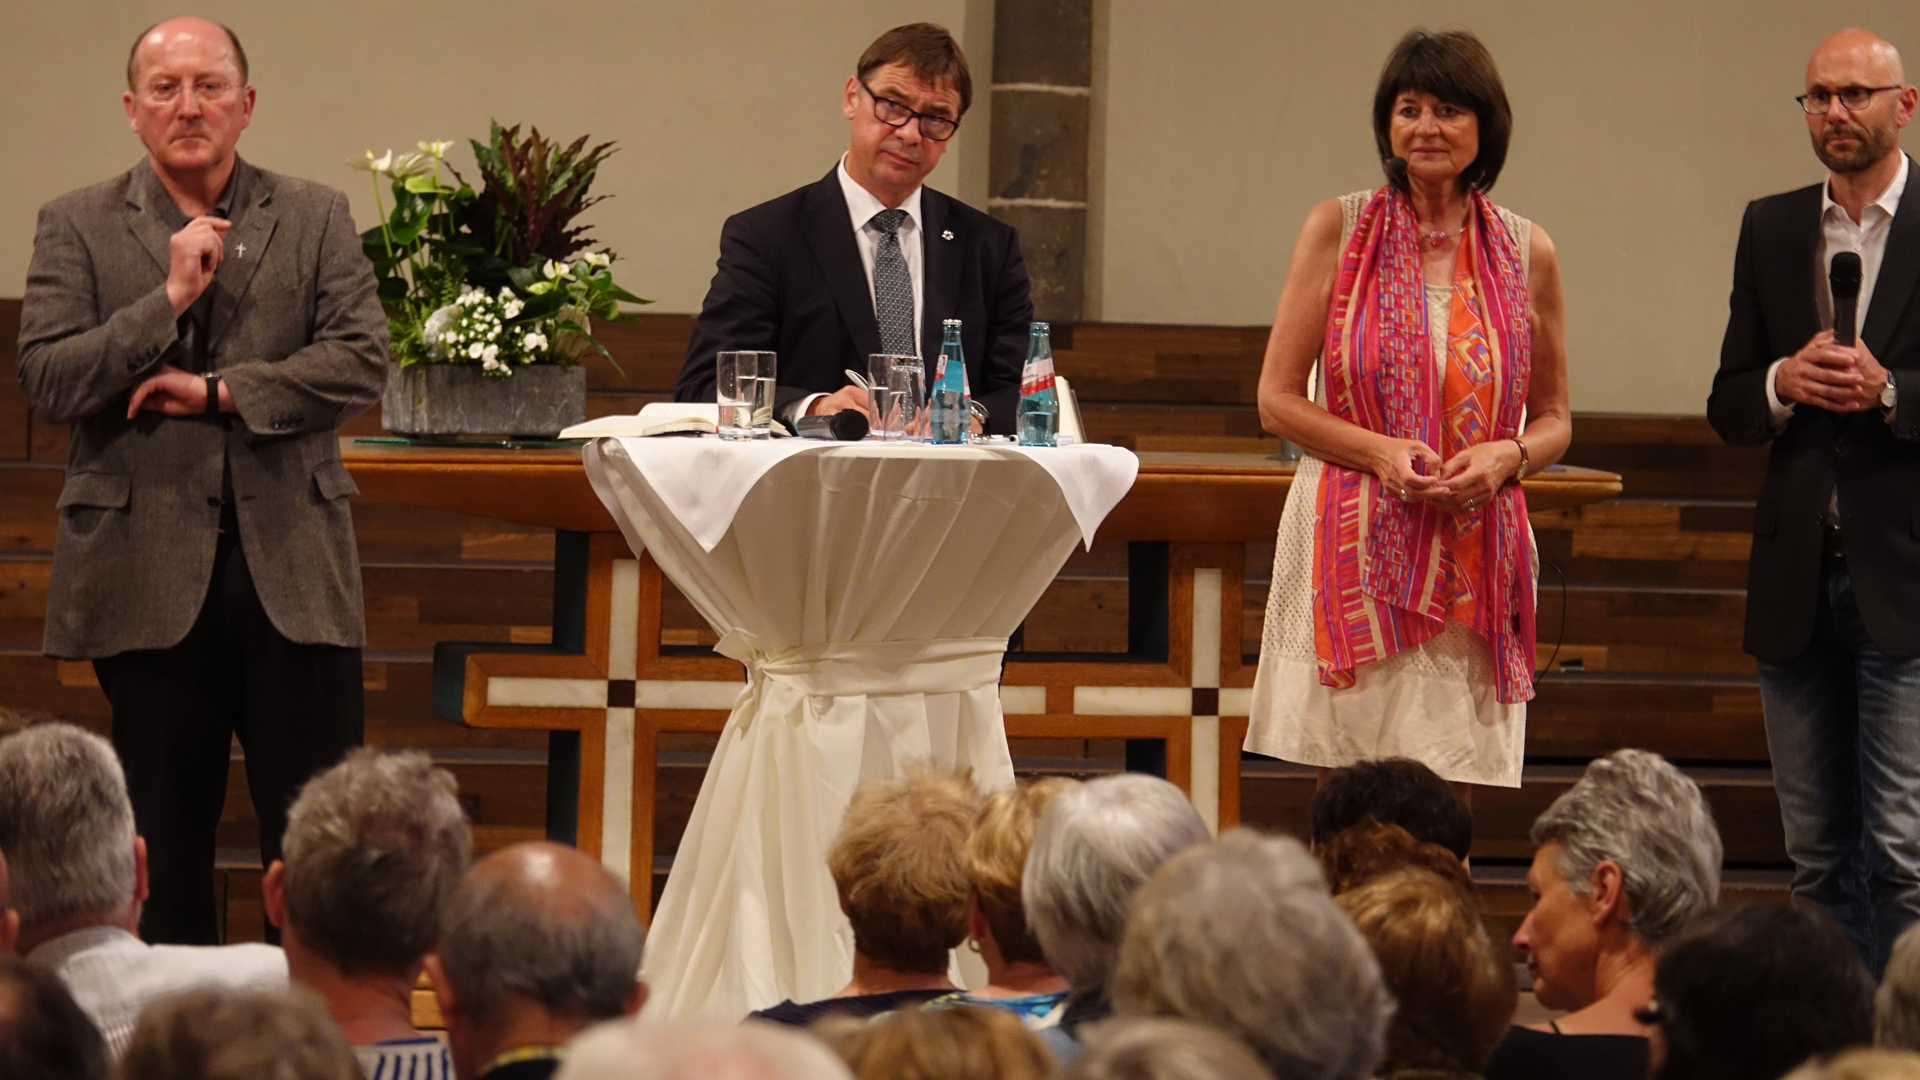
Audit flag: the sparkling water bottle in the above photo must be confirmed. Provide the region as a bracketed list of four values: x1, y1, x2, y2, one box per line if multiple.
[1016, 322, 1059, 447]
[928, 319, 970, 445]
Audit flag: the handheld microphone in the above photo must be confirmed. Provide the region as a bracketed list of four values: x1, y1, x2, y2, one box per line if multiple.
[1831, 251, 1863, 347]
[1386, 156, 1410, 187]
[795, 409, 870, 441]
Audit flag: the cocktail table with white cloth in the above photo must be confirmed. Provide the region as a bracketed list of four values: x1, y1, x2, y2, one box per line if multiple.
[582, 436, 1139, 1021]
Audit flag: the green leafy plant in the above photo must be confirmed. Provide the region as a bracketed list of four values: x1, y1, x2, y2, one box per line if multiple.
[351, 126, 646, 377]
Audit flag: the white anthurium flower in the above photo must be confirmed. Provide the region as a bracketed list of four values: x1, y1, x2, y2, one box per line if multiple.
[350, 149, 393, 174]
[542, 259, 567, 281]
[418, 140, 454, 158]
[387, 151, 431, 178]
[584, 251, 612, 269]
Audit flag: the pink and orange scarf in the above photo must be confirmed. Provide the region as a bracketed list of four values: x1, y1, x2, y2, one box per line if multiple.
[1311, 185, 1536, 703]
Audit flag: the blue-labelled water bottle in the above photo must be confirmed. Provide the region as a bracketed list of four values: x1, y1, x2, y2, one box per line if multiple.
[929, 319, 970, 445]
[1016, 322, 1059, 447]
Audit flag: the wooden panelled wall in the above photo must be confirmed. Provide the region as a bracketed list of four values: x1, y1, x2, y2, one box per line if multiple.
[0, 303, 1780, 941]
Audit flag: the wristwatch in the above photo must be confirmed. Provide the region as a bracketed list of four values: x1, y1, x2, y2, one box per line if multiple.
[1881, 371, 1898, 412]
[204, 373, 221, 415]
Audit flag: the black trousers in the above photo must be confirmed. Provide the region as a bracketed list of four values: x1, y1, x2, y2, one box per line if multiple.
[93, 532, 363, 945]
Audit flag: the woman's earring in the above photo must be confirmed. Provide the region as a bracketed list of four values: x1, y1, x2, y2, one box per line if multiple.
[966, 938, 983, 954]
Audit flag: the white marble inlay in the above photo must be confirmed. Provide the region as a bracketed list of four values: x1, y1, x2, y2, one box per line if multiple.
[1219, 687, 1252, 717]
[999, 685, 1047, 714]
[1191, 714, 1220, 835]
[1073, 686, 1192, 715]
[1192, 568, 1222, 689]
[487, 677, 607, 709]
[608, 560, 640, 681]
[601, 706, 636, 888]
[638, 680, 747, 711]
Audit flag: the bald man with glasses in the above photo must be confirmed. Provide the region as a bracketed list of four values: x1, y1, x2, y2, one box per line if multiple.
[674, 22, 1033, 434]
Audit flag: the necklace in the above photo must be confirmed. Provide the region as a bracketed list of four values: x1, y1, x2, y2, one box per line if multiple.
[1419, 224, 1455, 249]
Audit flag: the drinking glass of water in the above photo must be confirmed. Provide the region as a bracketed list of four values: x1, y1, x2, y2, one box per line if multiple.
[887, 359, 927, 442]
[716, 351, 777, 440]
[868, 353, 916, 440]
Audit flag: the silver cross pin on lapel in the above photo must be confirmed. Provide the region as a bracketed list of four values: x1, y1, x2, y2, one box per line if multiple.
[941, 230, 953, 240]
[235, 242, 247, 258]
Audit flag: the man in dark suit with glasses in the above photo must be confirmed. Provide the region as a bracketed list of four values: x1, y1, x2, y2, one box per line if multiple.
[674, 22, 1032, 434]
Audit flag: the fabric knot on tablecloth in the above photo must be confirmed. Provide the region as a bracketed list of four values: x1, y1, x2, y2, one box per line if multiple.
[714, 630, 1008, 732]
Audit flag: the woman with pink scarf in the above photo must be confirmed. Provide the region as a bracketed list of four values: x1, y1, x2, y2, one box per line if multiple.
[1247, 28, 1572, 800]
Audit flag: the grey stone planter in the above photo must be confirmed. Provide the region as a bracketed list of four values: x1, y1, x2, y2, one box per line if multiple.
[381, 362, 586, 439]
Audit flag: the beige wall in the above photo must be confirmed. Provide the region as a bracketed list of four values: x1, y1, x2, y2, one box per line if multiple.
[1092, 1, 1920, 413]
[6, 3, 1920, 413]
[0, 0, 990, 313]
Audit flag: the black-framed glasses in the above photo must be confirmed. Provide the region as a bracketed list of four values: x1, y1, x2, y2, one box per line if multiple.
[1798, 85, 1903, 114]
[860, 79, 960, 142]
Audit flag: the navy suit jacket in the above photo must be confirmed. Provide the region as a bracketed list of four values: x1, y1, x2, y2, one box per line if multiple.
[1707, 159, 1920, 661]
[674, 167, 1033, 434]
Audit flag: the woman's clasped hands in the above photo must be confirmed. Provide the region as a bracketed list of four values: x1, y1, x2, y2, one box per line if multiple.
[1371, 437, 1519, 515]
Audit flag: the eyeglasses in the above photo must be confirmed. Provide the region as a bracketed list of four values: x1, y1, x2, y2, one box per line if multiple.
[1797, 85, 1903, 114]
[1632, 998, 1666, 1026]
[139, 78, 240, 105]
[860, 79, 960, 142]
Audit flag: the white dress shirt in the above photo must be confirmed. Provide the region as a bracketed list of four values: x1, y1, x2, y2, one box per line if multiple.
[1766, 153, 1909, 423]
[28, 924, 287, 1059]
[787, 157, 927, 422]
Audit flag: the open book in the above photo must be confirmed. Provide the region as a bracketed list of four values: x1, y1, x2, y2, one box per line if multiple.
[559, 403, 777, 439]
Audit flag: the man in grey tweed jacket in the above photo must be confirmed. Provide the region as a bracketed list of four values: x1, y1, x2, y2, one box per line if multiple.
[16, 17, 387, 944]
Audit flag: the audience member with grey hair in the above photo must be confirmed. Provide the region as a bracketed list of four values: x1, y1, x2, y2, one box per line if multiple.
[1064, 1018, 1278, 1080]
[1487, 748, 1721, 1080]
[116, 985, 361, 1080]
[426, 841, 648, 1080]
[262, 747, 470, 1079]
[0, 723, 284, 1058]
[1110, 830, 1392, 1080]
[1877, 922, 1920, 1052]
[554, 1019, 854, 1080]
[1022, 773, 1211, 1058]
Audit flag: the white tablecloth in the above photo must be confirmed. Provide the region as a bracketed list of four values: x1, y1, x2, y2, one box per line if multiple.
[582, 438, 1138, 1021]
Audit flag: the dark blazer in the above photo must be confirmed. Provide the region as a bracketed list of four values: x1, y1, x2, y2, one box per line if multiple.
[17, 159, 389, 658]
[674, 167, 1032, 434]
[1707, 160, 1920, 661]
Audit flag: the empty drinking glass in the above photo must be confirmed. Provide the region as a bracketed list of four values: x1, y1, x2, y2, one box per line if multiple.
[716, 351, 777, 440]
[868, 353, 916, 440]
[887, 359, 928, 441]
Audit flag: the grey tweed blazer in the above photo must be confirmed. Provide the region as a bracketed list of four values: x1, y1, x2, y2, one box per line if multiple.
[17, 158, 389, 659]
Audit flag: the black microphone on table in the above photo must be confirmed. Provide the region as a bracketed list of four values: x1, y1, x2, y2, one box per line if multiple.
[1386, 156, 1410, 188]
[795, 409, 869, 441]
[1831, 251, 1863, 348]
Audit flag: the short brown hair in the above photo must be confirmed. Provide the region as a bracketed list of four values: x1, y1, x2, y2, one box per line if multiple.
[1336, 867, 1517, 1075]
[828, 768, 977, 972]
[857, 23, 973, 116]
[127, 20, 250, 90]
[118, 987, 359, 1080]
[968, 777, 1078, 965]
[1372, 28, 1512, 192]
[1318, 818, 1473, 896]
[814, 1005, 1053, 1080]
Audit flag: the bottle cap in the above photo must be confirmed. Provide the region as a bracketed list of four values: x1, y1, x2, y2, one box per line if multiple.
[1032, 322, 1050, 332]
[942, 318, 962, 328]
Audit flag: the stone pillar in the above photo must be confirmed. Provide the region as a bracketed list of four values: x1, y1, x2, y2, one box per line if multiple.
[988, 0, 1092, 325]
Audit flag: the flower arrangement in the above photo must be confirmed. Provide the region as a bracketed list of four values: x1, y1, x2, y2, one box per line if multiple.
[353, 124, 646, 377]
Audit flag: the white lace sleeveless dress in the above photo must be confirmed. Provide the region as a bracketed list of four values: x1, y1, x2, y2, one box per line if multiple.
[1244, 190, 1534, 788]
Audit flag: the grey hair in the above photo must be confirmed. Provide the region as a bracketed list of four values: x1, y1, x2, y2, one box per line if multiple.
[439, 851, 644, 1023]
[0, 723, 136, 932]
[555, 1019, 853, 1080]
[281, 748, 470, 976]
[1112, 830, 1393, 1080]
[1022, 773, 1211, 994]
[1065, 1017, 1279, 1080]
[1877, 922, 1920, 1051]
[1529, 748, 1722, 947]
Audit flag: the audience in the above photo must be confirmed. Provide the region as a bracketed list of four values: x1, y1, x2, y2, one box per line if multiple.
[1878, 923, 1920, 1052]
[1311, 757, 1473, 860]
[116, 986, 360, 1080]
[0, 953, 108, 1080]
[1649, 903, 1874, 1080]
[554, 1020, 854, 1080]
[1022, 773, 1211, 1058]
[1317, 818, 1475, 896]
[1335, 867, 1516, 1078]
[263, 747, 471, 1079]
[1788, 1050, 1920, 1080]
[426, 841, 648, 1080]
[1063, 1018, 1277, 1080]
[749, 768, 977, 1026]
[0, 723, 284, 1057]
[1110, 829, 1394, 1080]
[930, 777, 1078, 1027]
[1489, 747, 1721, 1080]
[814, 1005, 1053, 1080]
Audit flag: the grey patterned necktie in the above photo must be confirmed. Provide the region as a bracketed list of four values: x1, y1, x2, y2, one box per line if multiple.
[869, 208, 916, 355]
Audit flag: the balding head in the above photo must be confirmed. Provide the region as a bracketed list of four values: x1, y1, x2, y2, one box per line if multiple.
[127, 17, 248, 90]
[1804, 29, 1915, 175]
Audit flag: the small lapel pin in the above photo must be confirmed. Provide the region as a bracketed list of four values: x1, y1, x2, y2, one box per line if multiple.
[235, 242, 247, 258]
[941, 229, 954, 241]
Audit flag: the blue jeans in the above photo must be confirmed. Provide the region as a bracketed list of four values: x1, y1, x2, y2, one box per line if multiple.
[1759, 556, 1920, 976]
